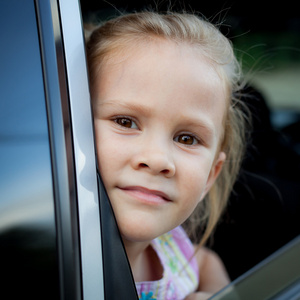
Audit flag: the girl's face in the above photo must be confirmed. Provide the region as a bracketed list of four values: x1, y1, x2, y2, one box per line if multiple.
[93, 41, 226, 244]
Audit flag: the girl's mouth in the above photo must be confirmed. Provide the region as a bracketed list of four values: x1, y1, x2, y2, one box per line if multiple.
[118, 186, 171, 205]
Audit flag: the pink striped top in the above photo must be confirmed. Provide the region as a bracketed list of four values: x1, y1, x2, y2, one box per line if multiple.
[135, 226, 199, 300]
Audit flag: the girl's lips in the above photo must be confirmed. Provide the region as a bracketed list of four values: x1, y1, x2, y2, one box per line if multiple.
[119, 186, 171, 204]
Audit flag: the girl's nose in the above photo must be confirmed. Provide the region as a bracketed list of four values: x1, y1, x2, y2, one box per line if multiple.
[131, 141, 176, 177]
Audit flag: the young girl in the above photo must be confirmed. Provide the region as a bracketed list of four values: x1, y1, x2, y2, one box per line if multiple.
[86, 11, 246, 300]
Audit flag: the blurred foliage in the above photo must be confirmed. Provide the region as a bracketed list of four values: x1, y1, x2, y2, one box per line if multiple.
[232, 31, 300, 70]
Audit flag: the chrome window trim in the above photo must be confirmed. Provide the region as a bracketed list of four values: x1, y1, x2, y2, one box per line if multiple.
[35, 0, 83, 299]
[57, 0, 104, 299]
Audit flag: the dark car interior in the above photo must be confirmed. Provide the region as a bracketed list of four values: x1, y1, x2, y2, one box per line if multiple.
[211, 85, 300, 279]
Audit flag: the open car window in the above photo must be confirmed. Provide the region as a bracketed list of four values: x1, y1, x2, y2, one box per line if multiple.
[80, 1, 300, 298]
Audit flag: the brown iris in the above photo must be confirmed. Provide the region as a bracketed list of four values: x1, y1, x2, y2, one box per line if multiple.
[176, 134, 196, 145]
[116, 118, 133, 128]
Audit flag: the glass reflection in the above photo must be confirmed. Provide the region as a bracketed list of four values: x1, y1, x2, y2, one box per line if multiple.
[0, 0, 59, 298]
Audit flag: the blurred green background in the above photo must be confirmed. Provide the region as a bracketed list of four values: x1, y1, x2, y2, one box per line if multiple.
[231, 21, 300, 111]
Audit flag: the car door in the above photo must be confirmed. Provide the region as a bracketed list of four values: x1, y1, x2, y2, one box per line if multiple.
[0, 0, 138, 299]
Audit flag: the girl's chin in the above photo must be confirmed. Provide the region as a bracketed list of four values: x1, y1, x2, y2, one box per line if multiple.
[119, 222, 167, 245]
[120, 230, 158, 245]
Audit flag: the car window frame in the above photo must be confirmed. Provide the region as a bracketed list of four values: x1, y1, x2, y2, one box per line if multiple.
[36, 0, 104, 298]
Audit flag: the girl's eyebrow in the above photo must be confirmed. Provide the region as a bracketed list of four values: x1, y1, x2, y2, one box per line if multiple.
[97, 99, 152, 116]
[183, 118, 215, 142]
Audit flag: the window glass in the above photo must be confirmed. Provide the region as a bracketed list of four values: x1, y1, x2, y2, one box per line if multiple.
[0, 1, 59, 298]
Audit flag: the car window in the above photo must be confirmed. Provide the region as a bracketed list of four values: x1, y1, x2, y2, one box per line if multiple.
[80, 1, 300, 298]
[0, 1, 59, 299]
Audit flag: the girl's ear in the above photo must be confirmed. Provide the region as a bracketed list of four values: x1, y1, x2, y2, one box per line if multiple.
[202, 151, 226, 199]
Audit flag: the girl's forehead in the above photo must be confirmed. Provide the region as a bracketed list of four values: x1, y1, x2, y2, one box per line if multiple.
[95, 39, 227, 131]
[98, 40, 229, 103]
[113, 39, 203, 62]
[103, 39, 227, 84]
[101, 40, 205, 77]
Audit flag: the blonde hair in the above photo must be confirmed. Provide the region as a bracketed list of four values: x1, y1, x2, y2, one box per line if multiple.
[86, 11, 247, 246]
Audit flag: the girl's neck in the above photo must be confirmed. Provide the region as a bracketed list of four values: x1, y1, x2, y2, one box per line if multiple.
[123, 239, 163, 282]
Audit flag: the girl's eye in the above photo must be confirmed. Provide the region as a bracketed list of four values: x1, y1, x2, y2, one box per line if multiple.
[115, 117, 138, 129]
[175, 134, 198, 145]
